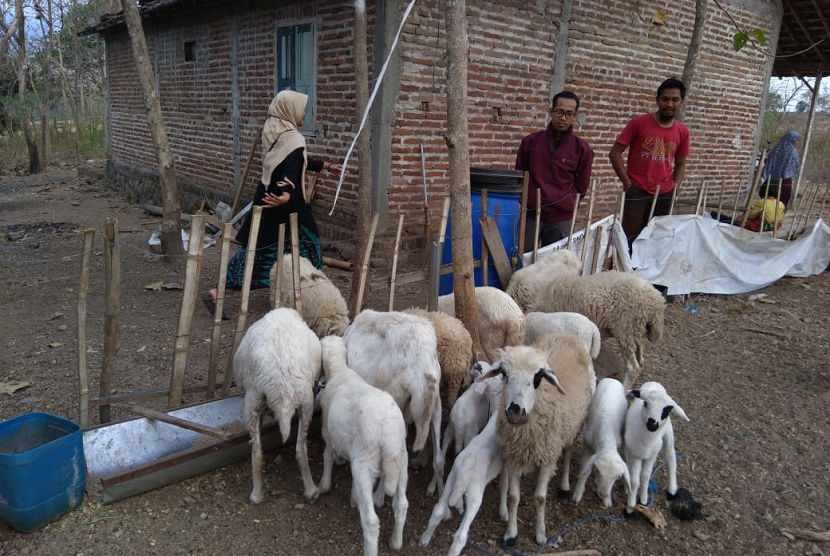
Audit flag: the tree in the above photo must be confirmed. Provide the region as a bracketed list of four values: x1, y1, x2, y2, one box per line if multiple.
[444, 0, 482, 359]
[120, 0, 184, 257]
[15, 0, 41, 173]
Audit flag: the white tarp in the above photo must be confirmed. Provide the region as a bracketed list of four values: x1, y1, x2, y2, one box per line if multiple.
[522, 214, 616, 272]
[625, 214, 830, 295]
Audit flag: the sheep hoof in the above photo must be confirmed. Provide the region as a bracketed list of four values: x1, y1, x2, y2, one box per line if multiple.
[665, 488, 679, 501]
[501, 535, 517, 549]
[557, 489, 571, 500]
[304, 487, 320, 503]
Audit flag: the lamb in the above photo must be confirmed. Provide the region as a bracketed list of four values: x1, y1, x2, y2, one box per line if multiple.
[343, 309, 445, 495]
[524, 311, 602, 360]
[403, 307, 474, 408]
[440, 361, 503, 458]
[232, 308, 321, 503]
[624, 381, 690, 513]
[269, 254, 349, 337]
[479, 334, 593, 546]
[419, 413, 508, 556]
[506, 248, 584, 312]
[319, 336, 409, 556]
[520, 250, 665, 389]
[572, 378, 630, 508]
[437, 286, 525, 363]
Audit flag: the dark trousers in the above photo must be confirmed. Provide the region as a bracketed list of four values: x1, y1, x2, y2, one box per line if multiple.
[779, 177, 793, 208]
[622, 186, 673, 252]
[522, 217, 571, 253]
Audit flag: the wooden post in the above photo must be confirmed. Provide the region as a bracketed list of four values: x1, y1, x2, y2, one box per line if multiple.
[289, 213, 302, 315]
[604, 190, 625, 267]
[231, 128, 262, 219]
[796, 183, 822, 238]
[759, 180, 771, 235]
[566, 193, 581, 250]
[100, 218, 121, 424]
[669, 183, 680, 215]
[437, 196, 451, 243]
[716, 181, 726, 221]
[355, 213, 379, 315]
[741, 176, 767, 230]
[580, 182, 596, 268]
[168, 215, 205, 409]
[694, 183, 705, 215]
[222, 206, 262, 396]
[427, 241, 441, 311]
[77, 229, 95, 427]
[786, 182, 810, 240]
[388, 214, 405, 311]
[532, 188, 541, 263]
[517, 171, 529, 263]
[817, 185, 829, 226]
[207, 223, 233, 399]
[772, 182, 782, 240]
[648, 186, 661, 222]
[480, 189, 489, 287]
[590, 224, 604, 275]
[269, 224, 286, 309]
[702, 183, 709, 215]
[729, 181, 745, 225]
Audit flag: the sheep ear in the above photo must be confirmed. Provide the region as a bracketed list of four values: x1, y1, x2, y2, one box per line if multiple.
[536, 368, 566, 395]
[477, 361, 504, 381]
[629, 389, 641, 399]
[671, 403, 690, 422]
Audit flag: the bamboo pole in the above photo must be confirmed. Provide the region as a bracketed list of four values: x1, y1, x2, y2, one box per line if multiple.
[668, 182, 680, 215]
[517, 171, 529, 264]
[355, 213, 379, 315]
[290, 213, 302, 316]
[532, 188, 542, 263]
[77, 228, 94, 427]
[649, 186, 662, 221]
[437, 196, 450, 243]
[786, 181, 810, 240]
[729, 181, 745, 225]
[168, 215, 205, 409]
[388, 214, 405, 311]
[772, 183, 782, 240]
[322, 256, 353, 271]
[590, 224, 604, 275]
[222, 206, 263, 396]
[694, 183, 705, 215]
[566, 193, 581, 250]
[207, 223, 233, 399]
[480, 189, 489, 287]
[702, 182, 709, 215]
[231, 127, 262, 219]
[741, 176, 767, 230]
[604, 190, 625, 269]
[100, 218, 121, 424]
[269, 224, 286, 309]
[580, 182, 595, 268]
[796, 183, 822, 237]
[759, 180, 771, 235]
[716, 181, 726, 221]
[817, 186, 828, 224]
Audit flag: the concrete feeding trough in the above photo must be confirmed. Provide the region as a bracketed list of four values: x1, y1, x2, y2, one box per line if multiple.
[82, 395, 289, 504]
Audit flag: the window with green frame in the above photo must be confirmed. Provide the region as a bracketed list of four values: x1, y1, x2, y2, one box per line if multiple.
[277, 23, 315, 131]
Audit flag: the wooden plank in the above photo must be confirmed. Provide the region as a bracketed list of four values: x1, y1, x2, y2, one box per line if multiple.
[130, 405, 234, 441]
[479, 215, 513, 288]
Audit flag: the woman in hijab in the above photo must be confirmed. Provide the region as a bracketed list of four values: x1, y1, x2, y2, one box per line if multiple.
[761, 130, 801, 208]
[203, 90, 342, 316]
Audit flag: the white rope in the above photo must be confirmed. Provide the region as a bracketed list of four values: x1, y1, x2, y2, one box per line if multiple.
[329, 0, 419, 215]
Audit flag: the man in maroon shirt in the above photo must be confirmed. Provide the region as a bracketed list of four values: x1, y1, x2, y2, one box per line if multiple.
[515, 91, 595, 251]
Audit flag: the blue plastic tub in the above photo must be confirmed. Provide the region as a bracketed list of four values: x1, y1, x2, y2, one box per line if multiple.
[440, 169, 523, 294]
[0, 412, 86, 532]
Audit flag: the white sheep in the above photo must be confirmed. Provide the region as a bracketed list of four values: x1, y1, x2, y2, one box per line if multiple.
[404, 307, 474, 408]
[521, 250, 665, 389]
[419, 413, 508, 556]
[437, 286, 525, 363]
[624, 381, 690, 513]
[525, 311, 602, 360]
[480, 334, 593, 546]
[232, 308, 321, 503]
[572, 378, 630, 508]
[269, 254, 350, 337]
[506, 248, 585, 312]
[319, 336, 409, 556]
[343, 309, 445, 495]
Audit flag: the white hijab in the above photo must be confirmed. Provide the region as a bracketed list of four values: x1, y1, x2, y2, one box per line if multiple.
[260, 91, 309, 201]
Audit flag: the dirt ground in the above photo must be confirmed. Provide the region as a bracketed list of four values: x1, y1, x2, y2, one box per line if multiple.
[1, 165, 828, 556]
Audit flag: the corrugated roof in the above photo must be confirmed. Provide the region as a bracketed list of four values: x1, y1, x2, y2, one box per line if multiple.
[773, 0, 830, 78]
[79, 0, 197, 36]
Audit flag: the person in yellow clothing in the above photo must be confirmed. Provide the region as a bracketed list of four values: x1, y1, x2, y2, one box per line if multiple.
[740, 181, 786, 232]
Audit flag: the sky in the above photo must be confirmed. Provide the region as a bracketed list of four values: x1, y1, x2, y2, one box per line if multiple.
[769, 76, 830, 112]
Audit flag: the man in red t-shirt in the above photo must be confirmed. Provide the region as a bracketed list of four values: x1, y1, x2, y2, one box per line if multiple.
[609, 78, 690, 252]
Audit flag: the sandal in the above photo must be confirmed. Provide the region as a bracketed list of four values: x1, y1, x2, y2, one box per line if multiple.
[201, 293, 230, 321]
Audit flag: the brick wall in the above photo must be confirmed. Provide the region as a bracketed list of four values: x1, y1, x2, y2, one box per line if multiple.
[104, 0, 777, 258]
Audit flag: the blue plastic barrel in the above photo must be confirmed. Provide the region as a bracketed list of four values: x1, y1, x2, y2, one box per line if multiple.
[440, 168, 523, 295]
